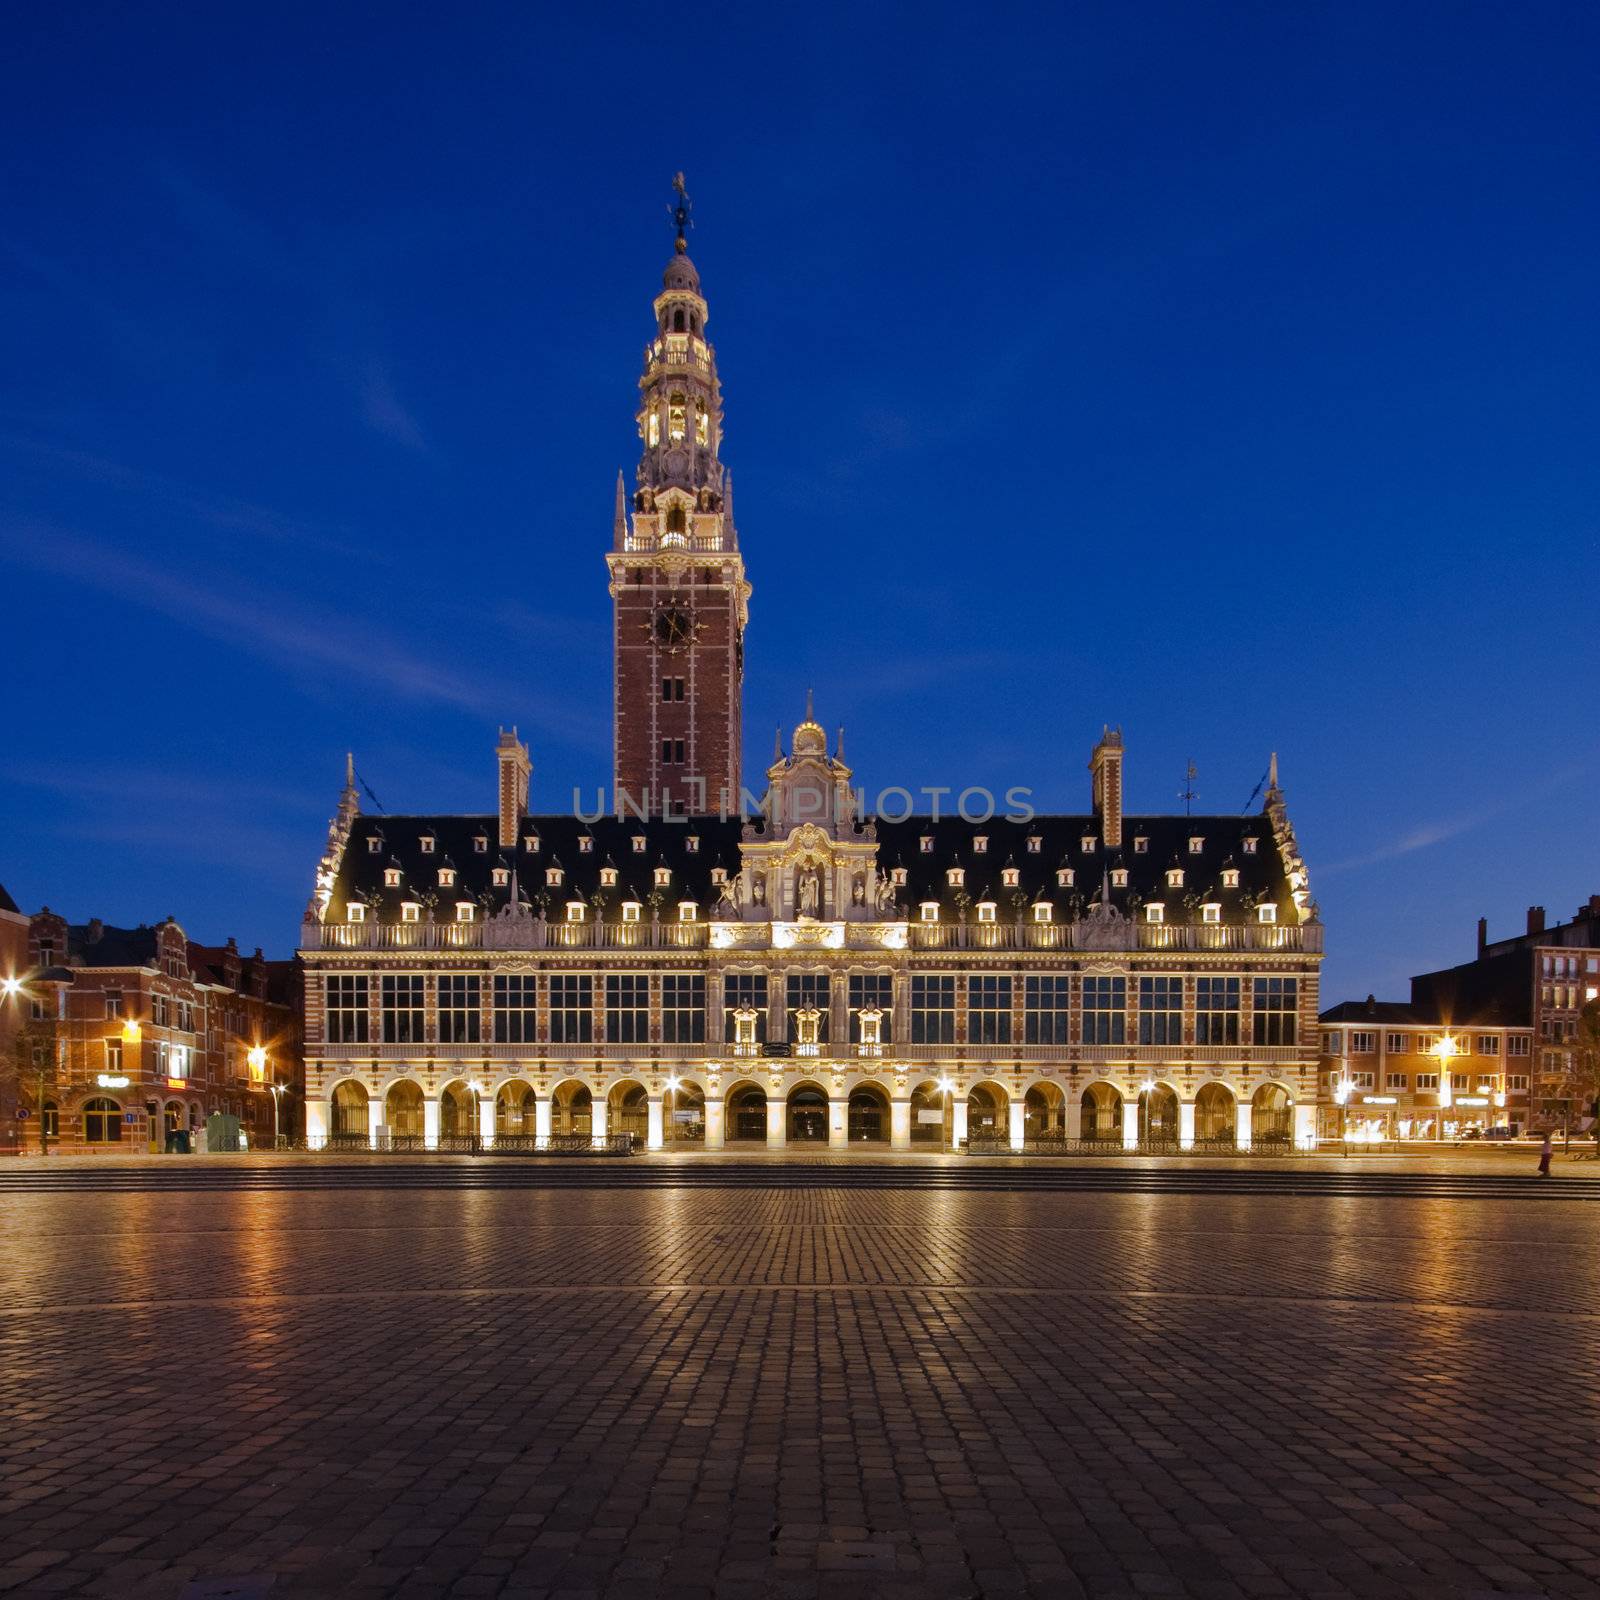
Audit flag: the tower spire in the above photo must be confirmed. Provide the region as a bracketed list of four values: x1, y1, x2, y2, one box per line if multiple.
[670, 172, 692, 253]
[613, 470, 627, 541]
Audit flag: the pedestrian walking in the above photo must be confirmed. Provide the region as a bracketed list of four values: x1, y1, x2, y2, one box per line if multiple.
[1537, 1131, 1553, 1178]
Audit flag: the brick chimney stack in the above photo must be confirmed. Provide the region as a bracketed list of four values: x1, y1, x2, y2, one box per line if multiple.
[1090, 727, 1124, 849]
[1477, 917, 1488, 956]
[1526, 905, 1545, 936]
[496, 727, 531, 849]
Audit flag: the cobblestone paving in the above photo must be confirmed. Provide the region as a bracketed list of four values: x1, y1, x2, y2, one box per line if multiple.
[2, 1186, 1598, 1598]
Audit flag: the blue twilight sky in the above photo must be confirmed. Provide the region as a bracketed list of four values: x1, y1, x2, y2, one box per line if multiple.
[1, 2, 1597, 1000]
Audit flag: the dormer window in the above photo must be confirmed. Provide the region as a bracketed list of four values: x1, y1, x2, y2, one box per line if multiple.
[1134, 837, 1149, 854]
[1145, 902, 1165, 924]
[600, 867, 619, 887]
[1202, 902, 1221, 924]
[347, 903, 366, 923]
[473, 836, 488, 854]
[1057, 868, 1075, 888]
[439, 868, 456, 887]
[524, 834, 540, 853]
[919, 836, 934, 853]
[401, 902, 420, 923]
[456, 902, 475, 922]
[710, 866, 726, 886]
[492, 868, 510, 886]
[1033, 902, 1052, 924]
[654, 866, 671, 886]
[1081, 836, 1097, 853]
[1188, 836, 1204, 855]
[366, 836, 382, 854]
[1001, 867, 1020, 887]
[419, 836, 435, 854]
[919, 902, 940, 923]
[578, 836, 593, 853]
[632, 836, 647, 854]
[976, 901, 996, 923]
[973, 836, 988, 854]
[947, 867, 964, 887]
[686, 835, 699, 853]
[566, 902, 586, 923]
[1243, 838, 1259, 855]
[1166, 869, 1184, 889]
[546, 867, 563, 887]
[1111, 869, 1128, 888]
[892, 868, 908, 886]
[1257, 903, 1278, 924]
[1026, 836, 1041, 854]
[622, 901, 641, 923]
[383, 868, 401, 888]
[1222, 868, 1240, 888]
[678, 902, 698, 922]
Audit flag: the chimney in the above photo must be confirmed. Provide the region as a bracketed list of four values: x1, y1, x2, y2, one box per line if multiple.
[1526, 905, 1545, 936]
[1476, 917, 1487, 957]
[1090, 727, 1124, 849]
[496, 727, 531, 849]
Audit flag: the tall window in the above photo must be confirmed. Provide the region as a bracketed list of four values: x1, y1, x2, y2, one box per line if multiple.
[1194, 977, 1240, 1045]
[1082, 976, 1126, 1045]
[662, 974, 705, 1043]
[1137, 976, 1183, 1046]
[606, 974, 650, 1044]
[493, 974, 537, 1044]
[1024, 976, 1069, 1044]
[325, 975, 370, 1044]
[103, 990, 123, 1018]
[786, 973, 831, 1043]
[1252, 977, 1298, 1046]
[82, 1097, 122, 1144]
[724, 972, 768, 1042]
[104, 1039, 123, 1075]
[967, 975, 1012, 1044]
[848, 973, 893, 1043]
[910, 975, 955, 1045]
[381, 976, 425, 1044]
[437, 975, 481, 1045]
[549, 974, 593, 1043]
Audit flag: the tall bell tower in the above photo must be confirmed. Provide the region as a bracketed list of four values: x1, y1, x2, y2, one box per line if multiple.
[607, 176, 750, 816]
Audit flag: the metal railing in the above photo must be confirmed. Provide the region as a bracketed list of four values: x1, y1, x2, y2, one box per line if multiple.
[295, 1132, 636, 1156]
[964, 1134, 1305, 1157]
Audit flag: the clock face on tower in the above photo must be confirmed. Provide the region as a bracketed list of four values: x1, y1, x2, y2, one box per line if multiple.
[652, 604, 696, 652]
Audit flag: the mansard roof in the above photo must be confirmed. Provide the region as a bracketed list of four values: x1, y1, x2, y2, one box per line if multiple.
[0, 881, 19, 915]
[325, 809, 1299, 926]
[1319, 995, 1529, 1029]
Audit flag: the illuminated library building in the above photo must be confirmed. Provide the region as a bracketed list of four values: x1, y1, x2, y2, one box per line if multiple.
[297, 196, 1325, 1153]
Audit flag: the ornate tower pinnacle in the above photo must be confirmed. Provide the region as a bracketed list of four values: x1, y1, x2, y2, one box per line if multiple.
[607, 179, 752, 814]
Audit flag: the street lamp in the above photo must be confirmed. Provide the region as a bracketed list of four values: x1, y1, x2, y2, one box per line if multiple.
[1332, 1072, 1352, 1154]
[1434, 1035, 1456, 1142]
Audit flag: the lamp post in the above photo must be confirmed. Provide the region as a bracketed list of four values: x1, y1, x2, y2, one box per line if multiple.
[1332, 1072, 1351, 1155]
[1434, 1035, 1456, 1143]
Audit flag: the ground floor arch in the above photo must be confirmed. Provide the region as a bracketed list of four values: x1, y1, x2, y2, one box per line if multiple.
[909, 1080, 950, 1146]
[726, 1081, 767, 1143]
[1081, 1082, 1122, 1142]
[331, 1080, 368, 1140]
[847, 1081, 890, 1143]
[1024, 1081, 1067, 1141]
[609, 1080, 649, 1146]
[438, 1080, 478, 1141]
[1194, 1081, 1236, 1145]
[551, 1080, 592, 1138]
[1252, 1082, 1293, 1145]
[967, 1082, 1008, 1141]
[83, 1095, 122, 1144]
[787, 1082, 829, 1144]
[1139, 1083, 1180, 1146]
[386, 1079, 426, 1141]
[665, 1078, 705, 1144]
[496, 1080, 537, 1136]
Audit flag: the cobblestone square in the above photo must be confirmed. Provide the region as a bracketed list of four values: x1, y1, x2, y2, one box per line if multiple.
[2, 1173, 1598, 1598]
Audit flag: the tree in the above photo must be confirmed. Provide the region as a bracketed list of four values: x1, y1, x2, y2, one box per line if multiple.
[7, 1014, 63, 1155]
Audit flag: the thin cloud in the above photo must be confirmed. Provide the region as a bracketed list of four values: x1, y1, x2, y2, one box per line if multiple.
[361, 366, 429, 453]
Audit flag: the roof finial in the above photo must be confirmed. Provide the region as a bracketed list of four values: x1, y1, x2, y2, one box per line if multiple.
[773, 726, 783, 761]
[613, 470, 628, 539]
[1268, 750, 1280, 791]
[835, 726, 845, 762]
[345, 751, 354, 789]
[805, 686, 815, 723]
[670, 172, 692, 254]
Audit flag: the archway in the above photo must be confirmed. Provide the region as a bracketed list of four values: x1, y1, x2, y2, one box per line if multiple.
[1139, 1083, 1180, 1146]
[496, 1081, 537, 1137]
[847, 1083, 889, 1143]
[1081, 1083, 1123, 1142]
[1024, 1082, 1067, 1141]
[609, 1081, 649, 1147]
[726, 1081, 767, 1143]
[438, 1081, 476, 1143]
[787, 1083, 828, 1144]
[1252, 1082, 1293, 1146]
[386, 1080, 425, 1143]
[665, 1079, 706, 1144]
[1194, 1082, 1235, 1145]
[82, 1096, 122, 1144]
[967, 1083, 1008, 1140]
[909, 1081, 948, 1147]
[331, 1081, 368, 1141]
[551, 1081, 592, 1138]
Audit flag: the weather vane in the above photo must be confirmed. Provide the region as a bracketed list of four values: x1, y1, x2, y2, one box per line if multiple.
[670, 171, 692, 251]
[1179, 759, 1198, 816]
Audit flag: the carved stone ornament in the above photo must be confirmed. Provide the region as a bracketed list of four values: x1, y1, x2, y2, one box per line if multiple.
[1076, 898, 1133, 952]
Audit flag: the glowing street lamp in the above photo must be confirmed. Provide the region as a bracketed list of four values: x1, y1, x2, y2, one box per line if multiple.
[1434, 1035, 1456, 1139]
[1332, 1072, 1353, 1151]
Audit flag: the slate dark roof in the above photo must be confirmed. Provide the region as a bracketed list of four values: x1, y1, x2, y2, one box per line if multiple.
[327, 811, 1296, 926]
[66, 922, 163, 968]
[0, 882, 19, 915]
[1320, 995, 1530, 1029]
